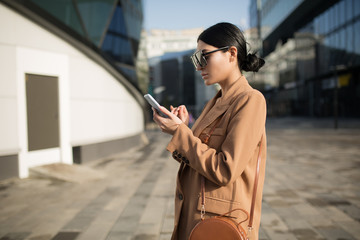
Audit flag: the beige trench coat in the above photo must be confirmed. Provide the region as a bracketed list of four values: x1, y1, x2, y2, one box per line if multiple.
[166, 76, 267, 240]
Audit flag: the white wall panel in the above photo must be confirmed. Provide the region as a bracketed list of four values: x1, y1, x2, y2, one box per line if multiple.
[0, 45, 17, 95]
[0, 44, 18, 154]
[0, 99, 18, 154]
[69, 57, 143, 145]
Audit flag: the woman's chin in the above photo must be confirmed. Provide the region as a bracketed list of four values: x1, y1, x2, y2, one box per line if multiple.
[203, 79, 213, 86]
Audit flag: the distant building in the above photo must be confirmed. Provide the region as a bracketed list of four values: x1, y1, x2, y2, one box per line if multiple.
[145, 28, 219, 119]
[146, 28, 203, 58]
[243, 27, 267, 91]
[148, 50, 218, 119]
[0, 0, 145, 180]
[250, 0, 360, 117]
[136, 30, 150, 95]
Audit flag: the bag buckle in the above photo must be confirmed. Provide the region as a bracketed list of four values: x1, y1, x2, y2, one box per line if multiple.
[200, 204, 205, 220]
[246, 226, 253, 240]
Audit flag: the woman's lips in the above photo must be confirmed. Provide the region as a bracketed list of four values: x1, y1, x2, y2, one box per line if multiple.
[201, 73, 208, 79]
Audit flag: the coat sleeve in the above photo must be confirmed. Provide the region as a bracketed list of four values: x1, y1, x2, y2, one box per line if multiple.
[166, 91, 266, 186]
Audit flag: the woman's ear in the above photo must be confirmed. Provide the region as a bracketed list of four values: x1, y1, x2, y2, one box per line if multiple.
[229, 46, 238, 62]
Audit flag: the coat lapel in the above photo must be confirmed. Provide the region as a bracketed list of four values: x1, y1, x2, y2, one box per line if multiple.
[192, 101, 229, 137]
[191, 90, 220, 133]
[192, 76, 250, 137]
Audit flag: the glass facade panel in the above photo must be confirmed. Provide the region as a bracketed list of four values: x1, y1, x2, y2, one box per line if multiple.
[314, 17, 320, 35]
[346, 25, 353, 52]
[318, 15, 324, 35]
[249, 0, 258, 28]
[120, 0, 143, 41]
[355, 20, 360, 54]
[102, 4, 134, 65]
[102, 34, 134, 65]
[339, 0, 345, 26]
[345, 0, 353, 22]
[117, 65, 137, 84]
[333, 33, 338, 49]
[76, 0, 117, 46]
[261, 0, 303, 39]
[324, 11, 329, 34]
[355, 0, 360, 17]
[329, 6, 335, 32]
[339, 28, 346, 50]
[30, 0, 85, 36]
[107, 4, 127, 35]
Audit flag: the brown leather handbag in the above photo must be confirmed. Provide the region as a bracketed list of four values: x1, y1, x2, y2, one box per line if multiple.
[189, 119, 263, 240]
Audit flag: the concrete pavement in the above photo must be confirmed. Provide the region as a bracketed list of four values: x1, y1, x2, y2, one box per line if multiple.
[0, 118, 359, 240]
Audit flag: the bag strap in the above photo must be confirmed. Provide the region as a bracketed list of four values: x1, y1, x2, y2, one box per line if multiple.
[200, 119, 264, 229]
[202, 117, 222, 145]
[200, 117, 222, 220]
[216, 208, 250, 224]
[248, 136, 263, 229]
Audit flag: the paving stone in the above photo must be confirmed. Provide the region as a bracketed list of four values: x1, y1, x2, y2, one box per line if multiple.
[159, 233, 172, 240]
[28, 234, 53, 240]
[315, 226, 356, 240]
[317, 206, 355, 222]
[133, 234, 157, 240]
[337, 204, 360, 222]
[293, 202, 320, 216]
[335, 220, 360, 240]
[105, 231, 131, 240]
[260, 212, 290, 232]
[261, 227, 298, 240]
[0, 232, 31, 240]
[75, 210, 120, 240]
[51, 232, 80, 240]
[259, 226, 271, 240]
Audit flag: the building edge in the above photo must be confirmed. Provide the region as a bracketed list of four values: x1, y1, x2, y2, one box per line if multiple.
[0, 1, 147, 181]
[1, 0, 146, 109]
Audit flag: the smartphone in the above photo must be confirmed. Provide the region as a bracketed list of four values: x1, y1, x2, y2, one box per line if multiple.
[144, 94, 168, 118]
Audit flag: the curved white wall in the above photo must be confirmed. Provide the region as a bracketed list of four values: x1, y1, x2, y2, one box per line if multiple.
[0, 3, 144, 178]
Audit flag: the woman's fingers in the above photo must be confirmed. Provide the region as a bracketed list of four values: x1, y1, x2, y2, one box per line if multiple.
[176, 105, 189, 125]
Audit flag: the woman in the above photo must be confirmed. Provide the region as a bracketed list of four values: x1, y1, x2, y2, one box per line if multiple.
[152, 22, 267, 240]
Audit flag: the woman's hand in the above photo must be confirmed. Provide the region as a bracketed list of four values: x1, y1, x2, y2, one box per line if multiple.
[170, 105, 189, 126]
[152, 106, 183, 135]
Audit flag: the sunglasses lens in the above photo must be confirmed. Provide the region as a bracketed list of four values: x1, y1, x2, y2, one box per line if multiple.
[191, 50, 206, 69]
[191, 55, 198, 68]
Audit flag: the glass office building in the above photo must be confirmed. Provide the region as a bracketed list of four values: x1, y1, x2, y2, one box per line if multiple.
[251, 0, 360, 117]
[250, 0, 303, 39]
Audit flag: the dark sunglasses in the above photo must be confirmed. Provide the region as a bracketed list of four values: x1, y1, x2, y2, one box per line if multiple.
[190, 46, 230, 69]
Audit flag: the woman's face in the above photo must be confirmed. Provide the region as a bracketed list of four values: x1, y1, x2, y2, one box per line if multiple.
[196, 40, 233, 86]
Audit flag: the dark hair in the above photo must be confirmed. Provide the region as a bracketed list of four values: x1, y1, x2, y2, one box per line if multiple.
[197, 22, 265, 72]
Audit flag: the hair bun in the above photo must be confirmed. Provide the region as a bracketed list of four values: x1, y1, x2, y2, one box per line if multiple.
[242, 53, 265, 72]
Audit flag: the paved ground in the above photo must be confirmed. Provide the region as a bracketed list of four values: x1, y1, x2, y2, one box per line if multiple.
[0, 118, 360, 240]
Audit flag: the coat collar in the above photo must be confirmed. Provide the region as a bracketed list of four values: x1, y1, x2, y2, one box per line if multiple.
[191, 75, 251, 137]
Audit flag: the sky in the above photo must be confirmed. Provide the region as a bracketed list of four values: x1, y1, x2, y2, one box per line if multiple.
[143, 0, 250, 31]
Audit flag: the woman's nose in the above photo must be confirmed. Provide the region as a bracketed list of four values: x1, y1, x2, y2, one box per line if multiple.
[196, 65, 203, 71]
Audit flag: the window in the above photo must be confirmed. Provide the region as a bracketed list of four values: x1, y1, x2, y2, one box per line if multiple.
[339, 28, 346, 50]
[355, 0, 360, 17]
[354, 20, 360, 54]
[76, 0, 116, 46]
[30, 0, 85, 36]
[329, 6, 336, 32]
[345, 0, 353, 22]
[324, 11, 329, 34]
[346, 25, 353, 52]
